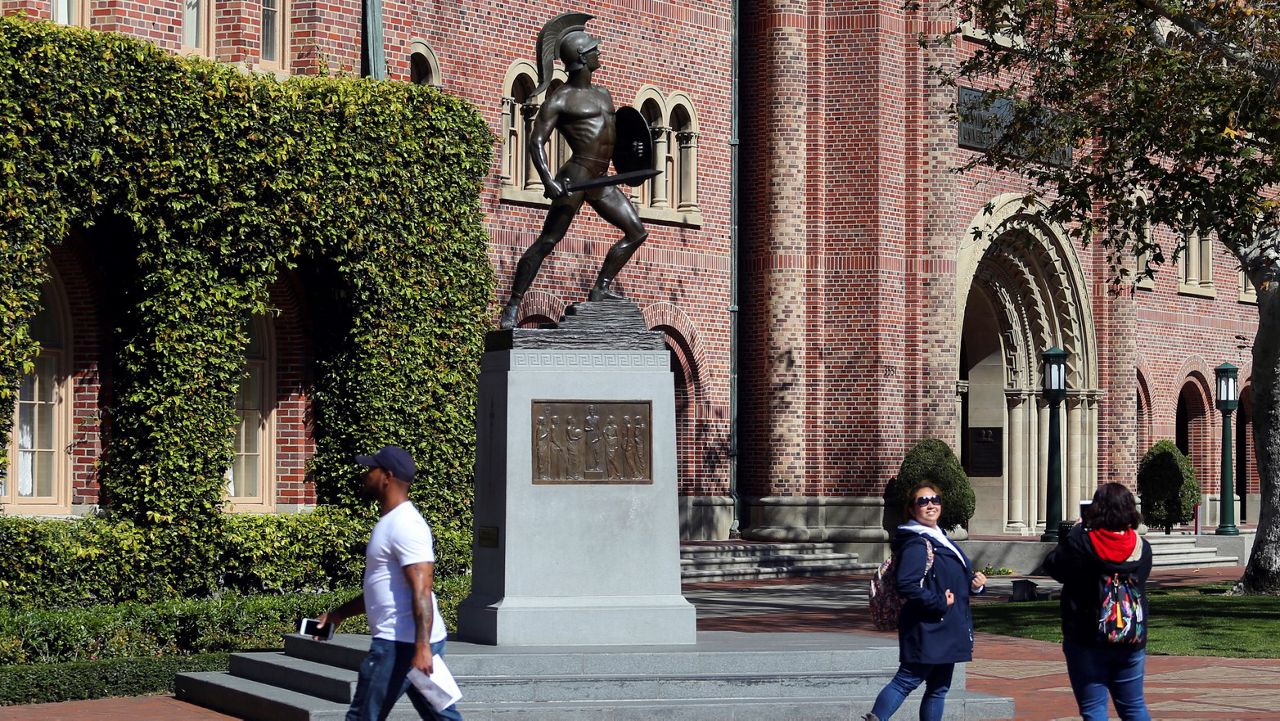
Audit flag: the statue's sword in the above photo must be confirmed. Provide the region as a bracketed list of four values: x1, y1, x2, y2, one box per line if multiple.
[563, 168, 661, 193]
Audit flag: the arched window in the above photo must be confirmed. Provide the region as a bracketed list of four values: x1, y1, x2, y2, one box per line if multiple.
[501, 71, 538, 190]
[669, 104, 699, 213]
[409, 41, 442, 87]
[500, 61, 568, 201]
[639, 98, 668, 209]
[227, 316, 273, 508]
[7, 282, 70, 511]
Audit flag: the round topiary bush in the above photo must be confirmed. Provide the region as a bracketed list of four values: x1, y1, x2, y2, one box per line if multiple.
[1137, 439, 1200, 533]
[886, 438, 976, 530]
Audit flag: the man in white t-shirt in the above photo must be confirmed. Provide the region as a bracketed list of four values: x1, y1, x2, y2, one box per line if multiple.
[317, 446, 462, 721]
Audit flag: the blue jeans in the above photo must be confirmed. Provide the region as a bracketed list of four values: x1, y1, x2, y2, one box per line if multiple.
[869, 662, 954, 721]
[1062, 640, 1151, 721]
[345, 638, 463, 721]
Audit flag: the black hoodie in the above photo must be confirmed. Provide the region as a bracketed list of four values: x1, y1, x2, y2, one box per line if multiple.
[1042, 523, 1153, 648]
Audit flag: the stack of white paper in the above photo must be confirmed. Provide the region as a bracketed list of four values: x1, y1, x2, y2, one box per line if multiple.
[406, 655, 463, 712]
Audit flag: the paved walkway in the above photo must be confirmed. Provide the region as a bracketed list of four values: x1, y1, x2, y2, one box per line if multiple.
[0, 566, 1272, 721]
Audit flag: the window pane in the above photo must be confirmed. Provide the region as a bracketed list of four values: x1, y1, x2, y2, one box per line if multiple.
[36, 399, 54, 450]
[17, 451, 34, 496]
[261, 3, 278, 63]
[18, 403, 34, 448]
[240, 457, 259, 498]
[36, 356, 58, 402]
[19, 374, 35, 402]
[53, 0, 73, 24]
[183, 0, 202, 48]
[30, 301, 61, 348]
[242, 367, 262, 411]
[35, 451, 53, 497]
[242, 410, 261, 454]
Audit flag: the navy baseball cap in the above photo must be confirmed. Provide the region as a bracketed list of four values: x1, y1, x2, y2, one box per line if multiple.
[355, 445, 416, 483]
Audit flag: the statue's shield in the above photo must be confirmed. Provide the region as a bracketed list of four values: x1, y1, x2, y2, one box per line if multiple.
[613, 106, 655, 175]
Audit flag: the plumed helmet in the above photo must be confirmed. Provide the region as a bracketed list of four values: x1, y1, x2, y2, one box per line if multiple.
[559, 30, 599, 73]
[533, 12, 595, 96]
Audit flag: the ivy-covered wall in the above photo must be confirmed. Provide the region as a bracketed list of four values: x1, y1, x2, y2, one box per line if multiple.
[0, 17, 493, 593]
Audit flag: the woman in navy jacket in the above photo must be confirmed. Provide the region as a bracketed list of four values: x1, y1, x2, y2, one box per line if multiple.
[865, 482, 986, 721]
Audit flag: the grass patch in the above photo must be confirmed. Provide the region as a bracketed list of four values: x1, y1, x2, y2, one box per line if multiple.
[972, 583, 1280, 657]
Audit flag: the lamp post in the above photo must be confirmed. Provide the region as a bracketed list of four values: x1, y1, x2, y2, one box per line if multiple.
[1041, 347, 1068, 543]
[1215, 362, 1240, 536]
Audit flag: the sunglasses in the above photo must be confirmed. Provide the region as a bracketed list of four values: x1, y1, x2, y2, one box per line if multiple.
[914, 495, 942, 508]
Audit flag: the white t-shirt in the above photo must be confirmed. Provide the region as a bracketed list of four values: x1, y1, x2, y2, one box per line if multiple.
[363, 502, 447, 643]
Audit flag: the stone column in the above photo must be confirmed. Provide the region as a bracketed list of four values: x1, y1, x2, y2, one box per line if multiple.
[1037, 395, 1049, 530]
[676, 130, 700, 212]
[955, 380, 970, 452]
[520, 102, 541, 192]
[1066, 395, 1084, 517]
[649, 125, 671, 209]
[499, 96, 516, 183]
[1006, 390, 1027, 530]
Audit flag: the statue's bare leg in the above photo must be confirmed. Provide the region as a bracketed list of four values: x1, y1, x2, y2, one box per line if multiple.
[500, 193, 585, 328]
[587, 185, 649, 301]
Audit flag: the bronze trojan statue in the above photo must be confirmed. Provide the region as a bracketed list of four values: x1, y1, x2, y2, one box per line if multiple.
[498, 13, 659, 329]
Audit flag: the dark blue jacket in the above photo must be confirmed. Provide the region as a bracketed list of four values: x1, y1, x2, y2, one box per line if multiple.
[892, 526, 980, 665]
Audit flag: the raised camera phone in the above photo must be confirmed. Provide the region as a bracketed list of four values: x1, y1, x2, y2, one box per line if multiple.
[299, 617, 335, 640]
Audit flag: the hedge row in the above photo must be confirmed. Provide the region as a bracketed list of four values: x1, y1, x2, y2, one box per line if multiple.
[0, 575, 471, 666]
[0, 653, 230, 706]
[0, 508, 378, 608]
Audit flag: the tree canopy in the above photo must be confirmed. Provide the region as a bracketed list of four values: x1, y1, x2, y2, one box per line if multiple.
[915, 0, 1280, 592]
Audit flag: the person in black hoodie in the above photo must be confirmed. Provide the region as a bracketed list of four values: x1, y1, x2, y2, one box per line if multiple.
[864, 482, 986, 721]
[1043, 482, 1153, 721]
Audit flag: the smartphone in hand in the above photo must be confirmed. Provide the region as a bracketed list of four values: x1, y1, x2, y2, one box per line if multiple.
[299, 617, 335, 640]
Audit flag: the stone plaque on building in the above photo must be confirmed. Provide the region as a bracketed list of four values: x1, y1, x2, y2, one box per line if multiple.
[966, 426, 1003, 477]
[532, 400, 652, 484]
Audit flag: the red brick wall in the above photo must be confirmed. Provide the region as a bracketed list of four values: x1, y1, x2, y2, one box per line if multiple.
[10, 0, 1260, 519]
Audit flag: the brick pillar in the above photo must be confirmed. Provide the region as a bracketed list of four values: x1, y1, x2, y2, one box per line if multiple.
[740, 0, 811, 502]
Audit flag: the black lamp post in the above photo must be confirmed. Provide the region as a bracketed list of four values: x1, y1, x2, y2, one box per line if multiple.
[1041, 347, 1068, 543]
[1215, 362, 1240, 536]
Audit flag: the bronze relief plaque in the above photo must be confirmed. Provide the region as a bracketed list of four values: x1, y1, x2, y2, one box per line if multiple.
[532, 400, 652, 484]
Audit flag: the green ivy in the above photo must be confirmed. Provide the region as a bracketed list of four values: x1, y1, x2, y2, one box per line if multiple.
[0, 17, 494, 584]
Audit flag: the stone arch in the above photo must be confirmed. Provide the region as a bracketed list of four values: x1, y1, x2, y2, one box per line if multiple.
[408, 39, 442, 87]
[1135, 362, 1154, 458]
[510, 289, 566, 329]
[643, 302, 705, 492]
[1176, 368, 1214, 494]
[958, 193, 1100, 534]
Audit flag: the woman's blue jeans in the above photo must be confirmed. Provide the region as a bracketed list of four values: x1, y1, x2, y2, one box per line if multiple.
[869, 662, 954, 721]
[1062, 640, 1151, 721]
[345, 638, 463, 721]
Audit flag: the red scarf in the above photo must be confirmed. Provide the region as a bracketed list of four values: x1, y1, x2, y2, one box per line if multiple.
[1088, 528, 1138, 562]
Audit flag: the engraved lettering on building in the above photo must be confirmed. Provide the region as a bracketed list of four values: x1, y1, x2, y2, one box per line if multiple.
[532, 401, 652, 484]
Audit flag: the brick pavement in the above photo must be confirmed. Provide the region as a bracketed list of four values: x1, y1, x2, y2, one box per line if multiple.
[0, 566, 1272, 721]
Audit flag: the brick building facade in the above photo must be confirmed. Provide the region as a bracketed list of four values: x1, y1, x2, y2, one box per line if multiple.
[4, 1, 1260, 544]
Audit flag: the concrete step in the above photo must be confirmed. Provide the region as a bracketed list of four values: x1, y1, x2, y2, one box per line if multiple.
[229, 652, 357, 703]
[443, 692, 1013, 720]
[286, 633, 901, 677]
[680, 542, 839, 559]
[680, 552, 862, 568]
[680, 542, 872, 582]
[180, 632, 1015, 721]
[682, 563, 879, 582]
[175, 670, 350, 721]
[1145, 535, 1238, 568]
[1152, 553, 1239, 568]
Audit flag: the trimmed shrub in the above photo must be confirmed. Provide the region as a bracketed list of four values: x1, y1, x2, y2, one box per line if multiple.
[1137, 439, 1200, 533]
[887, 438, 976, 530]
[0, 509, 371, 608]
[0, 653, 230, 706]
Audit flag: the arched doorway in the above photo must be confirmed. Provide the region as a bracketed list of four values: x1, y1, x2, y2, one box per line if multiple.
[957, 196, 1100, 535]
[1176, 378, 1211, 494]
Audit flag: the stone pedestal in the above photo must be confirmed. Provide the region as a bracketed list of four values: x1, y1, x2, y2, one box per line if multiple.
[457, 300, 697, 646]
